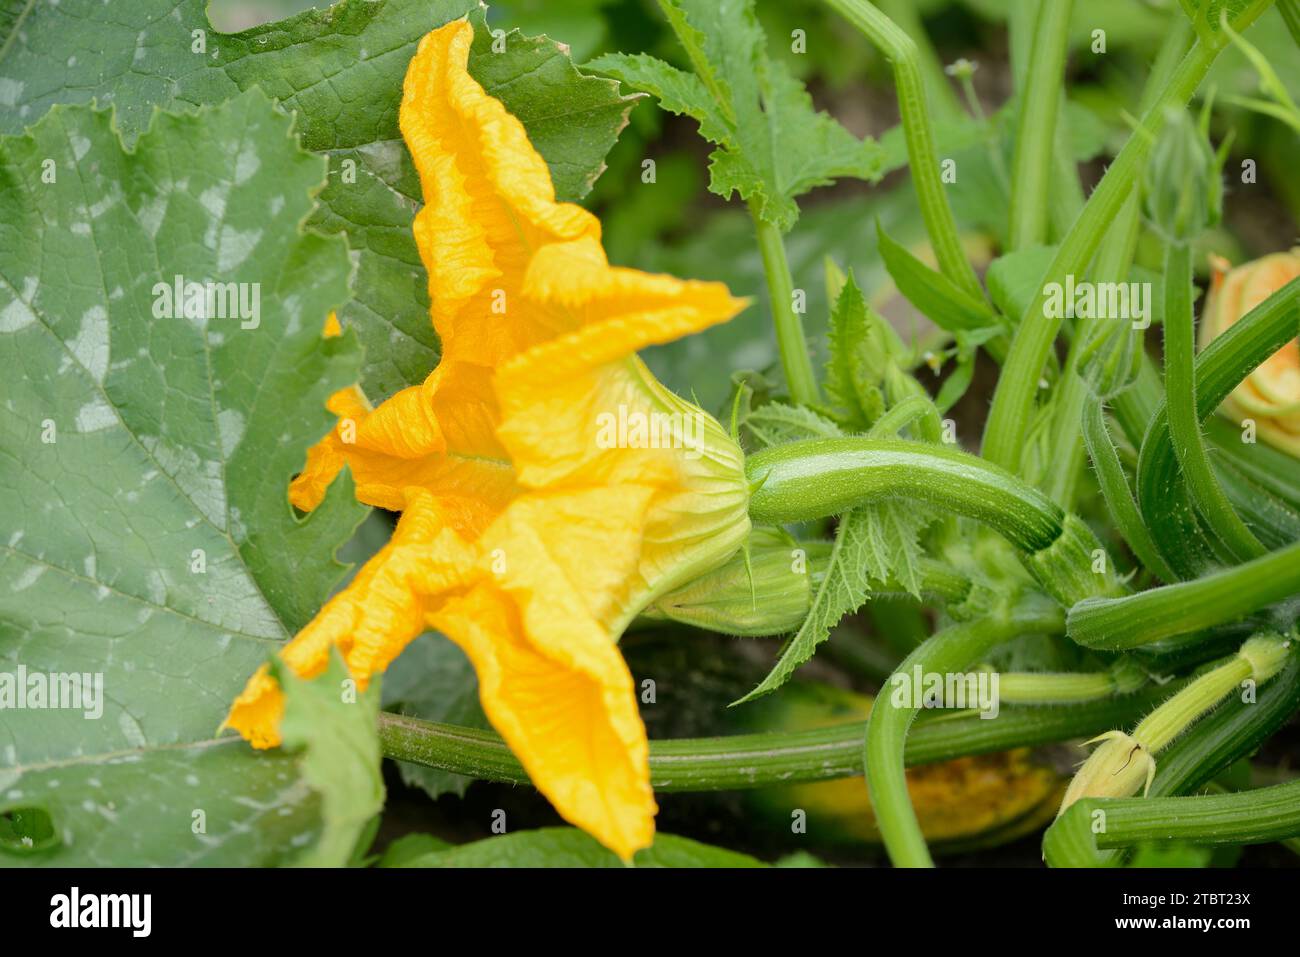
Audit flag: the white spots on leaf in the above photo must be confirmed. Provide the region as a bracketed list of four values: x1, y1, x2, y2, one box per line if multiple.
[234, 143, 260, 184]
[75, 398, 116, 433]
[199, 183, 229, 225]
[89, 185, 121, 219]
[139, 435, 227, 528]
[137, 193, 168, 238]
[0, 78, 23, 107]
[0, 278, 38, 332]
[269, 195, 284, 216]
[83, 554, 97, 579]
[281, 294, 302, 336]
[12, 563, 45, 592]
[217, 408, 244, 459]
[70, 222, 90, 236]
[146, 569, 166, 605]
[118, 711, 147, 749]
[356, 139, 404, 183]
[8, 530, 22, 547]
[0, 297, 36, 332]
[69, 305, 109, 383]
[216, 226, 261, 272]
[70, 134, 92, 162]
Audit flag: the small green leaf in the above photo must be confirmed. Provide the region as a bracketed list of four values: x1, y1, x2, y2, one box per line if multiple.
[592, 0, 880, 231]
[743, 402, 843, 449]
[735, 506, 889, 704]
[986, 244, 1057, 322]
[276, 651, 385, 868]
[876, 222, 1001, 332]
[824, 273, 898, 431]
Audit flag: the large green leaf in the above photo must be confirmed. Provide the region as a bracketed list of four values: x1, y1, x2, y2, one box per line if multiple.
[0, 0, 638, 400]
[0, 92, 367, 865]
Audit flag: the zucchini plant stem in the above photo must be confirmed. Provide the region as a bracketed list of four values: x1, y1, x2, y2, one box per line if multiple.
[1041, 18, 1193, 505]
[378, 684, 1159, 794]
[1041, 191, 1143, 507]
[865, 605, 1065, 868]
[1081, 395, 1180, 583]
[1046, 778, 1300, 866]
[751, 205, 820, 407]
[1136, 276, 1300, 577]
[993, 659, 1148, 705]
[1162, 241, 1267, 561]
[1068, 540, 1300, 650]
[822, 0, 985, 302]
[980, 10, 1270, 474]
[1007, 0, 1074, 250]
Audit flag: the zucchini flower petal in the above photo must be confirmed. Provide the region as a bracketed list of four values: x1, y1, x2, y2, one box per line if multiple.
[226, 18, 750, 859]
[1201, 250, 1300, 455]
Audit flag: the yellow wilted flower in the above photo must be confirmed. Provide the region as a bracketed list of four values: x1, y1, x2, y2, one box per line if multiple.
[1201, 250, 1300, 456]
[223, 19, 751, 858]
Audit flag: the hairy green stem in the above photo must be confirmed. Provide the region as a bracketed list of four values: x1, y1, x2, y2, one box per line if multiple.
[823, 0, 985, 302]
[1007, 0, 1074, 250]
[865, 606, 1065, 868]
[981, 19, 1264, 473]
[1135, 634, 1291, 751]
[1068, 541, 1300, 649]
[877, 0, 963, 121]
[993, 658, 1148, 705]
[377, 687, 1160, 792]
[752, 206, 819, 406]
[1280, 0, 1300, 45]
[1137, 276, 1300, 577]
[1081, 396, 1179, 583]
[1045, 779, 1300, 867]
[1162, 241, 1267, 561]
[867, 394, 936, 438]
[1151, 653, 1300, 797]
[1042, 191, 1143, 507]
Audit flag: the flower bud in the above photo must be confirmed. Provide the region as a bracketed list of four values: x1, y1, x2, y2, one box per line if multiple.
[1200, 249, 1300, 456]
[1141, 107, 1221, 243]
[643, 528, 830, 636]
[1056, 730, 1155, 817]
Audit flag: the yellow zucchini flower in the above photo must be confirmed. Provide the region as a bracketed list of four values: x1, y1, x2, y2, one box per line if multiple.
[223, 18, 751, 858]
[1201, 250, 1300, 456]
